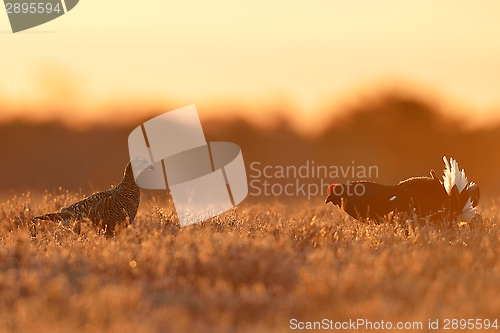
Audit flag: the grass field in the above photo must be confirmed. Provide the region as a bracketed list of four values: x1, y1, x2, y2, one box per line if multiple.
[0, 191, 499, 332]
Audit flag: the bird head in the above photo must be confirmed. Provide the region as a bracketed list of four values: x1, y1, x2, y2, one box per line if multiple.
[325, 183, 342, 205]
[130, 156, 156, 174]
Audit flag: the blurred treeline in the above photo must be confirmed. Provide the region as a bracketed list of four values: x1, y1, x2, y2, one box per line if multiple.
[1, 93, 499, 198]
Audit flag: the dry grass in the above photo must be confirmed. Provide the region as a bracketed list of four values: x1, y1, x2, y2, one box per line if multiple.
[0, 191, 499, 332]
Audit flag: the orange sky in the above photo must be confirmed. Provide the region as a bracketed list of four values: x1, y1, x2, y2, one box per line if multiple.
[2, 1, 500, 134]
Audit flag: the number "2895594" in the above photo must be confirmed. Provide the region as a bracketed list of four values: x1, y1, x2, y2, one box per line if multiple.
[5, 2, 62, 14]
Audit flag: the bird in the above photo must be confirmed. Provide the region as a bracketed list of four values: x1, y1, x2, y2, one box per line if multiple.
[32, 156, 155, 237]
[325, 156, 480, 223]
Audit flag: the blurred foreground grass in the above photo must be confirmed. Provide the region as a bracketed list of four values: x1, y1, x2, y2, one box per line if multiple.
[0, 192, 499, 332]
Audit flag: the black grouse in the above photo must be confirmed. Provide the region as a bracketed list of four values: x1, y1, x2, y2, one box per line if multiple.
[325, 156, 479, 222]
[32, 156, 155, 236]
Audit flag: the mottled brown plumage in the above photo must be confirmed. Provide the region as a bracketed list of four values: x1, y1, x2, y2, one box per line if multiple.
[33, 157, 154, 236]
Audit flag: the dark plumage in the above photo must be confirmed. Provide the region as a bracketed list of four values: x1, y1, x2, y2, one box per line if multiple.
[33, 157, 154, 236]
[325, 157, 480, 223]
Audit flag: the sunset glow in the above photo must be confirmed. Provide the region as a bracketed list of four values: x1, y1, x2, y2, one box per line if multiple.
[2, 1, 500, 133]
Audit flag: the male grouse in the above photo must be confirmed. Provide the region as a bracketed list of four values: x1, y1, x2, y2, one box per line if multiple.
[325, 156, 479, 222]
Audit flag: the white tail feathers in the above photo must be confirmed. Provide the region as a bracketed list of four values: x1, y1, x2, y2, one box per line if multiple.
[460, 197, 476, 222]
[442, 156, 468, 195]
[442, 156, 477, 222]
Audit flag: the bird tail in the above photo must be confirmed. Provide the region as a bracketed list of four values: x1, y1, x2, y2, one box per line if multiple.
[32, 212, 68, 222]
[31, 211, 76, 239]
[442, 156, 478, 221]
[442, 156, 468, 195]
